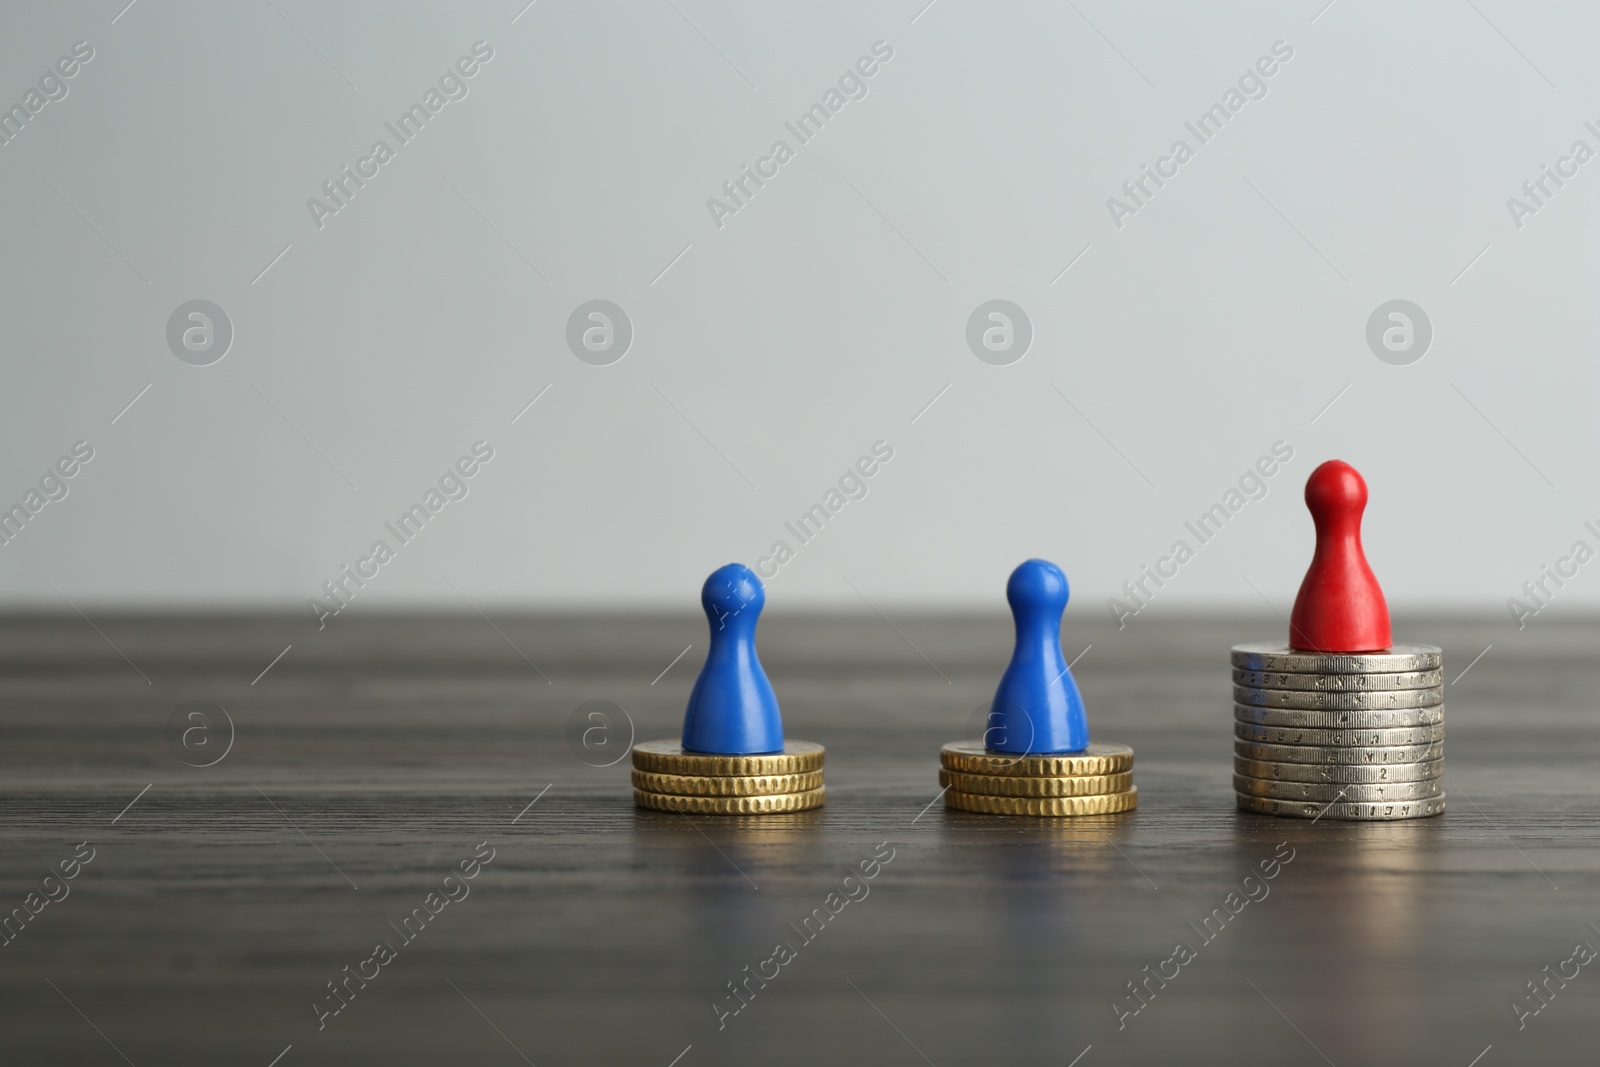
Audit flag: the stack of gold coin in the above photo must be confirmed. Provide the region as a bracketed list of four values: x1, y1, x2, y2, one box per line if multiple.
[1231, 642, 1445, 821]
[939, 741, 1137, 816]
[630, 739, 825, 815]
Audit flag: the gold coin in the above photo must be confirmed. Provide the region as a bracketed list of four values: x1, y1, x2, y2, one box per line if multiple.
[631, 739, 824, 776]
[631, 768, 824, 796]
[938, 769, 1133, 797]
[633, 786, 826, 815]
[944, 786, 1138, 817]
[939, 740, 1134, 777]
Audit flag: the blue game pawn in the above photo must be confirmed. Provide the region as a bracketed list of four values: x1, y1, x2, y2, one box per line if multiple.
[986, 559, 1089, 754]
[937, 561, 1135, 816]
[631, 565, 826, 815]
[681, 564, 783, 754]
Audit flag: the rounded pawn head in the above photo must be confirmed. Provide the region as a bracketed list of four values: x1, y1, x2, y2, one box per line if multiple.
[1304, 459, 1367, 521]
[1289, 459, 1391, 653]
[1007, 558, 1070, 617]
[702, 562, 764, 629]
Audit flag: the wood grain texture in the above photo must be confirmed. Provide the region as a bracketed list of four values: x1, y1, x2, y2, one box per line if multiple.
[0, 611, 1596, 1066]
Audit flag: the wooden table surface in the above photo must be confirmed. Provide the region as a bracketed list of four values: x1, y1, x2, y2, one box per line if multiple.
[1, 610, 1595, 1066]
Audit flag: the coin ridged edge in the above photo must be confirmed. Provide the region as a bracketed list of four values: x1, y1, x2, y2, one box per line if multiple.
[1234, 721, 1446, 746]
[939, 740, 1134, 777]
[1232, 774, 1443, 802]
[633, 786, 826, 815]
[631, 739, 824, 776]
[1232, 757, 1443, 784]
[1232, 685, 1443, 710]
[1232, 668, 1443, 691]
[1235, 792, 1446, 820]
[939, 769, 1134, 798]
[631, 769, 825, 796]
[944, 786, 1138, 816]
[1234, 704, 1445, 729]
[1230, 643, 1442, 673]
[1233, 739, 1446, 765]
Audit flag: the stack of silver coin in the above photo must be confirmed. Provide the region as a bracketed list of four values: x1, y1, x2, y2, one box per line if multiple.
[1230, 642, 1445, 821]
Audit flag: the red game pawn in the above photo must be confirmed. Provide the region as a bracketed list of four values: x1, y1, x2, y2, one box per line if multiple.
[1288, 460, 1391, 653]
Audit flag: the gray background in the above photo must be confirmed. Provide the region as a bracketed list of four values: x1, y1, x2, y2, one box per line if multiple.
[0, 0, 1593, 626]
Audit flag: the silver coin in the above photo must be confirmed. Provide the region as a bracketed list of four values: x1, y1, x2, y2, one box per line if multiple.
[1235, 721, 1445, 746]
[1235, 704, 1444, 730]
[1235, 792, 1446, 821]
[1233, 757, 1443, 784]
[1232, 668, 1442, 691]
[1233, 774, 1443, 802]
[1233, 685, 1442, 710]
[1230, 643, 1442, 674]
[1234, 739, 1445, 766]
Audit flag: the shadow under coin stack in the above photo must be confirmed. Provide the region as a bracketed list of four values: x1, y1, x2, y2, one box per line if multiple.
[632, 740, 825, 814]
[1231, 643, 1445, 820]
[942, 559, 1137, 817]
[631, 563, 825, 816]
